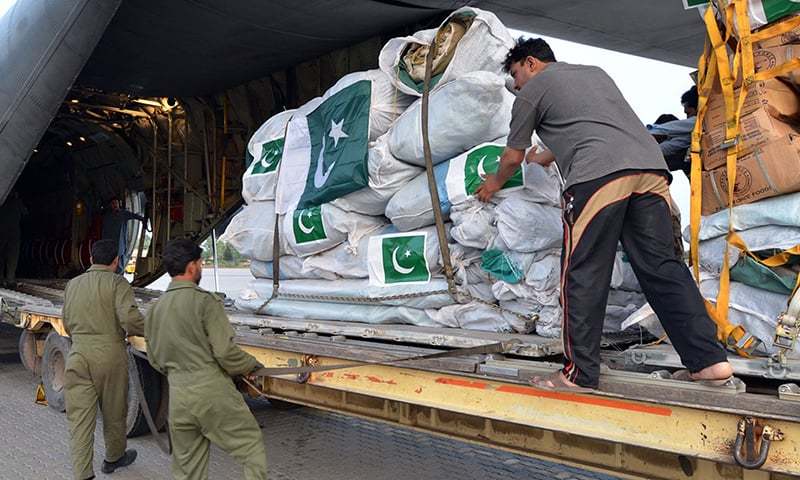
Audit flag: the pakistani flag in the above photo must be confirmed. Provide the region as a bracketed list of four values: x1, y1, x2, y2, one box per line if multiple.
[250, 138, 284, 175]
[368, 232, 431, 286]
[463, 144, 523, 195]
[445, 142, 525, 205]
[292, 205, 327, 244]
[296, 80, 371, 208]
[683, 0, 800, 28]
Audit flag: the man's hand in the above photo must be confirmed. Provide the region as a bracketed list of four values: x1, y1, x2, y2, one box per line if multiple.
[526, 146, 556, 167]
[475, 174, 504, 202]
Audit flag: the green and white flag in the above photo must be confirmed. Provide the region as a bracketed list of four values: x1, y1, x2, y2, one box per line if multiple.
[242, 109, 295, 203]
[250, 138, 283, 175]
[445, 142, 524, 205]
[684, 0, 800, 29]
[276, 81, 371, 213]
[291, 205, 327, 244]
[368, 232, 431, 286]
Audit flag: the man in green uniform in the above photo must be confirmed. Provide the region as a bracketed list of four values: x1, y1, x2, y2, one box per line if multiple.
[0, 190, 27, 288]
[63, 239, 143, 479]
[144, 238, 267, 479]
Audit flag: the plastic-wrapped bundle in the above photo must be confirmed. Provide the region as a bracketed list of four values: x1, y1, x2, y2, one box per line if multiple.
[425, 301, 536, 334]
[331, 134, 423, 216]
[379, 7, 515, 97]
[276, 70, 414, 213]
[496, 197, 562, 253]
[282, 202, 384, 258]
[219, 201, 285, 262]
[387, 72, 514, 166]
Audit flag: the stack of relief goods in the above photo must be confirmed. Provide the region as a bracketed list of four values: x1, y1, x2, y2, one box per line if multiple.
[629, 5, 800, 356]
[224, 6, 652, 337]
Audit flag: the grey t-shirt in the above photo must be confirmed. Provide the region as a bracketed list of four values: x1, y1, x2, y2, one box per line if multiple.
[507, 62, 667, 190]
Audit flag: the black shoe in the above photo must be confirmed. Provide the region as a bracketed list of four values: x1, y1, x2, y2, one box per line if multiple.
[101, 449, 137, 474]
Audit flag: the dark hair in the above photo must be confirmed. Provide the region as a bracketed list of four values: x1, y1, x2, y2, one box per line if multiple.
[503, 37, 556, 73]
[162, 238, 202, 277]
[681, 86, 698, 109]
[91, 239, 118, 266]
[654, 114, 679, 124]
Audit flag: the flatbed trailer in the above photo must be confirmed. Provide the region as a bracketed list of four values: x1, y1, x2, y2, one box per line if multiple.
[3, 281, 800, 480]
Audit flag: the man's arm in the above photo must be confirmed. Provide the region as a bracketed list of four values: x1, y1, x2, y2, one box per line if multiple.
[204, 296, 262, 376]
[526, 146, 556, 166]
[115, 278, 144, 336]
[143, 308, 165, 375]
[474, 147, 525, 202]
[646, 117, 696, 136]
[122, 210, 146, 222]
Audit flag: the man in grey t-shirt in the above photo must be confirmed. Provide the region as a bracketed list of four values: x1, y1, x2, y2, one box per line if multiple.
[475, 38, 732, 391]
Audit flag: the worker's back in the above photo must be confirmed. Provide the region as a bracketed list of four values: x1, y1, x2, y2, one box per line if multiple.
[512, 61, 666, 190]
[145, 280, 258, 381]
[63, 266, 141, 339]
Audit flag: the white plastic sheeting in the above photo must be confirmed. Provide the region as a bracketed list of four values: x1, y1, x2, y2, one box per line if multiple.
[284, 224, 449, 281]
[219, 201, 284, 262]
[696, 226, 800, 275]
[250, 256, 338, 281]
[425, 301, 536, 334]
[242, 109, 296, 203]
[331, 134, 422, 215]
[236, 297, 437, 326]
[387, 71, 514, 166]
[283, 202, 384, 258]
[499, 300, 562, 337]
[243, 277, 453, 310]
[378, 7, 515, 97]
[496, 198, 562, 253]
[692, 192, 800, 241]
[322, 69, 415, 141]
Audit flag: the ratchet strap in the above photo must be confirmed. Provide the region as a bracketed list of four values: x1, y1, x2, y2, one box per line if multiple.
[689, 0, 800, 356]
[130, 348, 172, 454]
[250, 339, 520, 377]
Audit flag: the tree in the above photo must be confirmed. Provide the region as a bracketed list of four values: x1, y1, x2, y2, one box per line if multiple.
[222, 243, 234, 263]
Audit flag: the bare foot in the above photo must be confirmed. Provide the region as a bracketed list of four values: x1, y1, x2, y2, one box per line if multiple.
[691, 361, 734, 381]
[530, 370, 595, 392]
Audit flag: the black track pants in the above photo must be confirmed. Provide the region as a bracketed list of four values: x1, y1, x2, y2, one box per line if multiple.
[559, 170, 728, 388]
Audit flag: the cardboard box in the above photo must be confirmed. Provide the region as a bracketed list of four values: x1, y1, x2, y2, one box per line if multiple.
[702, 134, 800, 215]
[703, 78, 799, 131]
[753, 44, 800, 83]
[702, 107, 797, 170]
[755, 25, 800, 49]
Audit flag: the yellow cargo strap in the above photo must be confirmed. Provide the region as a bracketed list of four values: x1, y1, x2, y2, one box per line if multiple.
[691, 2, 800, 357]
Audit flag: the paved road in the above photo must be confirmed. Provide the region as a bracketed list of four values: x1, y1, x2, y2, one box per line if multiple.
[0, 327, 619, 480]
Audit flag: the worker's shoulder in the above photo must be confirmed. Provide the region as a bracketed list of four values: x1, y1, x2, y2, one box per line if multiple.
[172, 282, 223, 304]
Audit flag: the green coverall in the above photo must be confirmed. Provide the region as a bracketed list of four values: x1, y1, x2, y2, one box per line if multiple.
[0, 194, 26, 286]
[63, 265, 144, 480]
[144, 280, 267, 480]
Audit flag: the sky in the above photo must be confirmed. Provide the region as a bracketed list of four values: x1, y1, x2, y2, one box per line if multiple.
[512, 30, 697, 229]
[0, 0, 14, 18]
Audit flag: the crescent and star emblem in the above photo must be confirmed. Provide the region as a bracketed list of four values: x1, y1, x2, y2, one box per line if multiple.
[391, 247, 416, 275]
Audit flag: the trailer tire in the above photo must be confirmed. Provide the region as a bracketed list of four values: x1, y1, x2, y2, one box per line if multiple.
[18, 329, 41, 376]
[41, 332, 71, 412]
[126, 349, 163, 438]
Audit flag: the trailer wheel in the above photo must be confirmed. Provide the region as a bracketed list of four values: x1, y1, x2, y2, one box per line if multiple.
[41, 332, 71, 412]
[126, 349, 163, 437]
[18, 329, 41, 376]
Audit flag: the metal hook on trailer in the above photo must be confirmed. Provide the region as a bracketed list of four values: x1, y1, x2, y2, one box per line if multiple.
[732, 416, 784, 470]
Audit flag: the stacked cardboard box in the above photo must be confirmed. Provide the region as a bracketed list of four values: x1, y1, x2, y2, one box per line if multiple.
[701, 76, 800, 214]
[701, 133, 800, 213]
